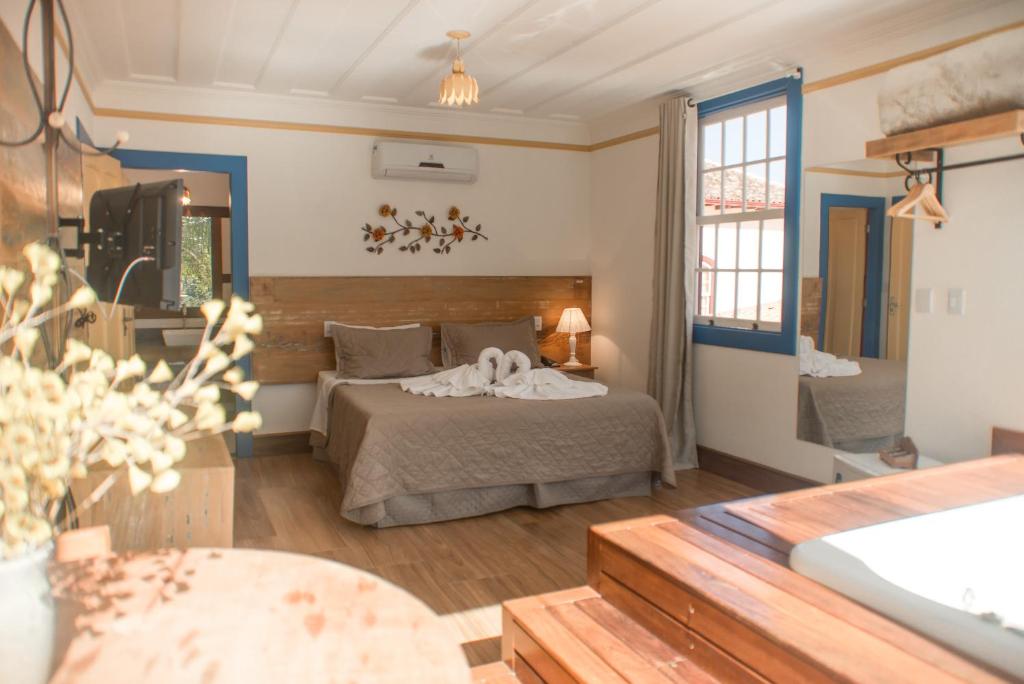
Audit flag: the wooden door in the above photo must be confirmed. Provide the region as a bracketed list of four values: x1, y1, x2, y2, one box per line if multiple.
[824, 207, 868, 357]
[886, 215, 913, 361]
[78, 153, 135, 359]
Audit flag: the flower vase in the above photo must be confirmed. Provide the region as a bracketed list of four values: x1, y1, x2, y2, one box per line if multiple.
[0, 543, 55, 684]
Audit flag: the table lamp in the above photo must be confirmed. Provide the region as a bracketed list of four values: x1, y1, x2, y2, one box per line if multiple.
[556, 307, 591, 367]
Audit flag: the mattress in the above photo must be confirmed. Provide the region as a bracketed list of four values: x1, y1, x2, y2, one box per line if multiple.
[797, 357, 906, 452]
[791, 495, 1024, 679]
[313, 382, 674, 527]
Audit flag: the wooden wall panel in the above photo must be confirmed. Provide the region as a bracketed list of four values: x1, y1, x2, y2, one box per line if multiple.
[251, 275, 592, 384]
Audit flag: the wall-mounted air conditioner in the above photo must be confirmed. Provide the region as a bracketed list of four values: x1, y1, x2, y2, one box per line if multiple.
[371, 139, 478, 183]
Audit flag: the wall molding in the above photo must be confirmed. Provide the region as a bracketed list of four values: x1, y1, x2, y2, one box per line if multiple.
[69, 18, 1024, 153]
[697, 445, 818, 493]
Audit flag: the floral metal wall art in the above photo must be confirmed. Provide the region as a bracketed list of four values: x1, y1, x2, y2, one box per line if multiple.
[362, 205, 487, 255]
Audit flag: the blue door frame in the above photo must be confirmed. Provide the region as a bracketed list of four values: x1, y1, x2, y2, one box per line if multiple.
[818, 193, 885, 358]
[112, 149, 253, 457]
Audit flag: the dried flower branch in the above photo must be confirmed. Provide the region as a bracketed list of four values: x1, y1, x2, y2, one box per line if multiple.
[360, 205, 487, 255]
[0, 243, 262, 558]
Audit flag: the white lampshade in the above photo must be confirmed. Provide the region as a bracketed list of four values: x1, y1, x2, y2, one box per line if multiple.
[556, 307, 591, 334]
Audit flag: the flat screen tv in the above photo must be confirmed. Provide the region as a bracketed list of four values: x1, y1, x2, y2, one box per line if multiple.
[86, 179, 183, 310]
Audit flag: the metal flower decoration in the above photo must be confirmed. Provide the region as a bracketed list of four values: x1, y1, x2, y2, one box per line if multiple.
[361, 205, 487, 255]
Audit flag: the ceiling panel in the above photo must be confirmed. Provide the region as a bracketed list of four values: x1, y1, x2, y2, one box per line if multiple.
[331, 0, 536, 103]
[215, 0, 300, 89]
[120, 0, 180, 81]
[61, 0, 1018, 121]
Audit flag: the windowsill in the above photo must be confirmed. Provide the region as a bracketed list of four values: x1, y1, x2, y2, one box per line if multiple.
[693, 323, 795, 354]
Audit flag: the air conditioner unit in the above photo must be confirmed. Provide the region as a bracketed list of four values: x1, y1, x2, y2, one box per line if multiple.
[371, 139, 478, 183]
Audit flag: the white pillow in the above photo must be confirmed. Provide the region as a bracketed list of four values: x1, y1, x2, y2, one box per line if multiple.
[323, 321, 420, 337]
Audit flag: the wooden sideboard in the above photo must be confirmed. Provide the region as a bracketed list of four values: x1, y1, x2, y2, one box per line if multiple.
[70, 434, 234, 551]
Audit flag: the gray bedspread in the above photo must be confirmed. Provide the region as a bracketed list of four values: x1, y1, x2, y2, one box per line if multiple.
[798, 358, 907, 452]
[312, 383, 674, 526]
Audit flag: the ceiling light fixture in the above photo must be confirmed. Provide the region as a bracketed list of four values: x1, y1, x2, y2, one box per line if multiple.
[439, 30, 478, 107]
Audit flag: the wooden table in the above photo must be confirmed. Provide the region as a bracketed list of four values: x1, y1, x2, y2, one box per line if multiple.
[556, 364, 598, 379]
[70, 434, 234, 552]
[48, 548, 470, 683]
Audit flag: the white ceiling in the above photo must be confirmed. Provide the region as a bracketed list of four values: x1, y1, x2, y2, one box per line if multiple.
[63, 0, 1008, 121]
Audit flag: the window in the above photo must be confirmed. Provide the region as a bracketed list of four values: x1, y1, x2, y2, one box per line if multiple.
[178, 206, 229, 310]
[180, 216, 214, 308]
[693, 76, 801, 354]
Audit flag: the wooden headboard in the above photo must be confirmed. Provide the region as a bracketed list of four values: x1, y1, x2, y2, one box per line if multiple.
[251, 275, 592, 384]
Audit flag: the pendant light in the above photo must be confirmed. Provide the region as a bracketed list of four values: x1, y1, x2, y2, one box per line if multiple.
[439, 30, 479, 107]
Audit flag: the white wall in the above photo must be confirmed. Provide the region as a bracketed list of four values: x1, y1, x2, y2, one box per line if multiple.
[589, 10, 1024, 482]
[590, 135, 659, 391]
[92, 115, 592, 434]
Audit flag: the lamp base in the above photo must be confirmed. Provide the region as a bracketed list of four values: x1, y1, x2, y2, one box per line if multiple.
[562, 358, 583, 367]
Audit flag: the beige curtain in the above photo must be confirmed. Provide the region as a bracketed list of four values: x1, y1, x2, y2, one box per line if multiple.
[647, 97, 698, 468]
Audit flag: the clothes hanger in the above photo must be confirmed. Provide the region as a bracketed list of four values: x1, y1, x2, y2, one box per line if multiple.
[887, 181, 950, 224]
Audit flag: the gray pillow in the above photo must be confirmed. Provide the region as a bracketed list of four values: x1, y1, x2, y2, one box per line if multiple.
[440, 317, 541, 369]
[332, 325, 434, 379]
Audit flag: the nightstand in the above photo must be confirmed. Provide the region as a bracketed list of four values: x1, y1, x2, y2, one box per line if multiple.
[556, 364, 598, 379]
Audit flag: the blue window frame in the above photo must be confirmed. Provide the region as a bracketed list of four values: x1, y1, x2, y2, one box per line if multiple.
[693, 75, 802, 354]
[817, 194, 886, 358]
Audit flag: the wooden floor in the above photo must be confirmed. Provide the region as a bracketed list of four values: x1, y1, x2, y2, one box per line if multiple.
[233, 452, 758, 666]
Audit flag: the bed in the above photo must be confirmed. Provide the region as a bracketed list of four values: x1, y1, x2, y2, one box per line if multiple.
[309, 373, 674, 527]
[797, 357, 907, 452]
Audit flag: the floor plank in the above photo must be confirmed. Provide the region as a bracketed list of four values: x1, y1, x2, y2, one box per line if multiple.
[233, 452, 757, 666]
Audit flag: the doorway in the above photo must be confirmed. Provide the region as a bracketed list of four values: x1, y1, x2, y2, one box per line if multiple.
[886, 201, 914, 361]
[818, 194, 886, 358]
[112, 150, 252, 457]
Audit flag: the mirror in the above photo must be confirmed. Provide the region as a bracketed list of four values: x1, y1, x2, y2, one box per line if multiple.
[796, 158, 923, 453]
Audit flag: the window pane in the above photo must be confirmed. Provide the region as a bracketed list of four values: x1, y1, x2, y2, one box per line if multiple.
[760, 271, 783, 323]
[181, 216, 213, 308]
[744, 162, 766, 211]
[745, 110, 767, 161]
[703, 122, 722, 168]
[702, 170, 722, 215]
[698, 271, 714, 316]
[736, 272, 758, 320]
[768, 159, 786, 209]
[717, 222, 737, 269]
[769, 105, 787, 157]
[762, 218, 784, 269]
[738, 221, 760, 269]
[701, 224, 716, 265]
[715, 271, 736, 318]
[723, 116, 743, 166]
[723, 168, 742, 214]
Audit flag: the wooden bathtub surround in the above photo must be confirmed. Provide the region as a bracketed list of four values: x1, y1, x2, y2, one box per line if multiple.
[497, 457, 1023, 682]
[250, 275, 592, 384]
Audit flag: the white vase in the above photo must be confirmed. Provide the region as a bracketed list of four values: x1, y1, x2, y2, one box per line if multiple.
[0, 544, 55, 684]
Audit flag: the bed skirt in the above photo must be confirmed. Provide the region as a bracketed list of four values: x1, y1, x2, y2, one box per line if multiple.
[314, 445, 655, 528]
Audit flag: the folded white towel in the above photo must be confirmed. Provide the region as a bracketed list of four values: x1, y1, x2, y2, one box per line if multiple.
[799, 335, 862, 378]
[401, 348, 609, 400]
[477, 347, 503, 384]
[491, 367, 609, 400]
[496, 349, 531, 382]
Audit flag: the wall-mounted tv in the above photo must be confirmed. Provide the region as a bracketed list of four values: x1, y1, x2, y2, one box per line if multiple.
[85, 179, 183, 310]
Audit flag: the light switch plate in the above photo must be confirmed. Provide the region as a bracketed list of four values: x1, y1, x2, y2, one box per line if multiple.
[914, 288, 933, 314]
[947, 288, 966, 316]
[533, 315, 543, 331]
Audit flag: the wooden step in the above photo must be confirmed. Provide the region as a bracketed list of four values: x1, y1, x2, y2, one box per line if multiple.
[586, 515, 1006, 684]
[471, 661, 520, 683]
[503, 586, 719, 683]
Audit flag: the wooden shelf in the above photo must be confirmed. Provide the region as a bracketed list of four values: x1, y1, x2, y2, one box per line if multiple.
[866, 109, 1024, 159]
